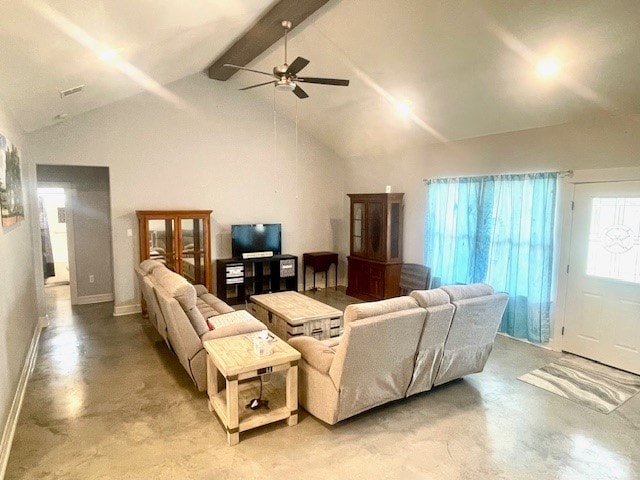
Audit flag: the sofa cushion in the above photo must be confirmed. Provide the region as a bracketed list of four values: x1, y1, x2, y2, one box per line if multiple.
[199, 293, 234, 312]
[343, 296, 420, 325]
[196, 299, 217, 321]
[140, 259, 164, 274]
[441, 283, 494, 301]
[173, 284, 196, 309]
[196, 298, 234, 321]
[185, 306, 209, 337]
[151, 266, 175, 285]
[151, 265, 198, 310]
[194, 284, 209, 296]
[410, 288, 450, 308]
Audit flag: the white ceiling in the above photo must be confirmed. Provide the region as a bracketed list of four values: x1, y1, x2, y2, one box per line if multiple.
[0, 0, 275, 132]
[2, 0, 640, 159]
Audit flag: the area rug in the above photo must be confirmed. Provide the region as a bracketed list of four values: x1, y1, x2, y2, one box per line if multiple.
[518, 355, 640, 414]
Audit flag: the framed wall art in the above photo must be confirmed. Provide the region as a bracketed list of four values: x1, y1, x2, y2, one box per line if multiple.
[0, 133, 25, 228]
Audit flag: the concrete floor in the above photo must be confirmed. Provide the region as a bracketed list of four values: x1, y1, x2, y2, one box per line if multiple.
[5, 286, 640, 479]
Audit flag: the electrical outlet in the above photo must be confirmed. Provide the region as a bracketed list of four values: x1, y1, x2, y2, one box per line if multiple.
[89, 275, 95, 283]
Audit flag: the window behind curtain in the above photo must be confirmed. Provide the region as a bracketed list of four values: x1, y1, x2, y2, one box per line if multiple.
[425, 173, 558, 343]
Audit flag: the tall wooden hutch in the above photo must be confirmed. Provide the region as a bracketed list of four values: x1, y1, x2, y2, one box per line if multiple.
[137, 210, 212, 291]
[346, 193, 403, 300]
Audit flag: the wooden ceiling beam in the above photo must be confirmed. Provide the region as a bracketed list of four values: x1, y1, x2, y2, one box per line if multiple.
[207, 0, 330, 81]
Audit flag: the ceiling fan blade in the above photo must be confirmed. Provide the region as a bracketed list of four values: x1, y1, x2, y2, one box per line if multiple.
[298, 77, 350, 86]
[285, 57, 310, 76]
[223, 64, 275, 78]
[239, 80, 277, 91]
[293, 85, 309, 99]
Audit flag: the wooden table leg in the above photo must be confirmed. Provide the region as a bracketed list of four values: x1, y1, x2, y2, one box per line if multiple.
[286, 362, 298, 426]
[226, 375, 239, 445]
[207, 355, 221, 394]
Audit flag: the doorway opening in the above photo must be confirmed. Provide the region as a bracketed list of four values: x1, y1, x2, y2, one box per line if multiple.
[38, 187, 70, 287]
[36, 165, 114, 309]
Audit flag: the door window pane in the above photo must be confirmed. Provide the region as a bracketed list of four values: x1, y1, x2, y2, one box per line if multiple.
[586, 197, 640, 283]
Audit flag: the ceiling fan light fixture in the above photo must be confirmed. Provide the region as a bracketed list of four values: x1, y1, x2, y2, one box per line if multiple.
[228, 19, 349, 98]
[276, 79, 296, 92]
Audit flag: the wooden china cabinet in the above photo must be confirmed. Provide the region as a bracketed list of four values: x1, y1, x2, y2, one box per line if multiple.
[137, 210, 212, 291]
[346, 193, 403, 301]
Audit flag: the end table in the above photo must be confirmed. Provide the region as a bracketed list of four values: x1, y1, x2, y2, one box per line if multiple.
[203, 334, 300, 445]
[303, 251, 339, 291]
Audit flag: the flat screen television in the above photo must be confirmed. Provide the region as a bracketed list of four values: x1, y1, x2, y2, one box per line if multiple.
[231, 224, 282, 258]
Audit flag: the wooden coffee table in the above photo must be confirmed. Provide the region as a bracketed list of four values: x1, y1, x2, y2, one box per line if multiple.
[203, 334, 300, 446]
[250, 291, 343, 341]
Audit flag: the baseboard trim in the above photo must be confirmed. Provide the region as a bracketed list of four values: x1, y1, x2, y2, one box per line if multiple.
[113, 304, 141, 317]
[75, 293, 114, 305]
[497, 332, 552, 350]
[0, 318, 43, 479]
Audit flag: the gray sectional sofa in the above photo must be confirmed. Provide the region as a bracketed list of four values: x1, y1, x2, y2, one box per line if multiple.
[135, 260, 266, 391]
[288, 283, 508, 425]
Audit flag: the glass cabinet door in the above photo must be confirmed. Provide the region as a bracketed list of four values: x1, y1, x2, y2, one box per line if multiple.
[389, 200, 401, 261]
[147, 218, 176, 270]
[181, 218, 206, 285]
[366, 201, 385, 261]
[352, 202, 365, 255]
[138, 210, 212, 293]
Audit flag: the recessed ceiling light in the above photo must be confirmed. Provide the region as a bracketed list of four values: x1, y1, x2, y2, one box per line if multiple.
[99, 48, 118, 62]
[537, 57, 560, 78]
[395, 100, 412, 116]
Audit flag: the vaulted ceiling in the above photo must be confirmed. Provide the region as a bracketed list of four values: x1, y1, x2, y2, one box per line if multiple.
[2, 0, 639, 159]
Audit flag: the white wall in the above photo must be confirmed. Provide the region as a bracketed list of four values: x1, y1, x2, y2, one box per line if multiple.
[0, 100, 41, 457]
[344, 113, 640, 345]
[27, 73, 347, 313]
[345, 113, 640, 262]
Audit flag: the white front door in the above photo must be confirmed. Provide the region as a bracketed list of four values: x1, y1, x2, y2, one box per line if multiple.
[563, 181, 640, 375]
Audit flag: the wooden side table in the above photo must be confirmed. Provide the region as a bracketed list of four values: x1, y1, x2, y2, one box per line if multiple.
[203, 334, 301, 445]
[303, 251, 339, 291]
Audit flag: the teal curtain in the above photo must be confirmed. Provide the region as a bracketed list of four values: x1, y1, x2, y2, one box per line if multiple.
[425, 173, 557, 343]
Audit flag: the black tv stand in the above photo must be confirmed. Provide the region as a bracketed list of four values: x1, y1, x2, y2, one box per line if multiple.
[216, 254, 298, 305]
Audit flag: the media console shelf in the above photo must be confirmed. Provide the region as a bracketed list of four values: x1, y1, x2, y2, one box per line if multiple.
[216, 255, 298, 305]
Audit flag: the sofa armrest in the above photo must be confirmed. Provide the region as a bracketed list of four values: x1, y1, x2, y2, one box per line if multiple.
[288, 337, 336, 375]
[200, 318, 266, 342]
[320, 336, 342, 349]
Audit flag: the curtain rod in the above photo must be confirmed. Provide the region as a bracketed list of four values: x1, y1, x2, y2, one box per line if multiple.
[422, 170, 573, 183]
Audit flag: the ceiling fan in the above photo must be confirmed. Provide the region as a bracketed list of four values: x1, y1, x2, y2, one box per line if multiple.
[224, 20, 349, 99]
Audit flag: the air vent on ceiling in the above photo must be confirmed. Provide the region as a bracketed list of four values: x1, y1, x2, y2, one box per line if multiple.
[59, 84, 84, 98]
